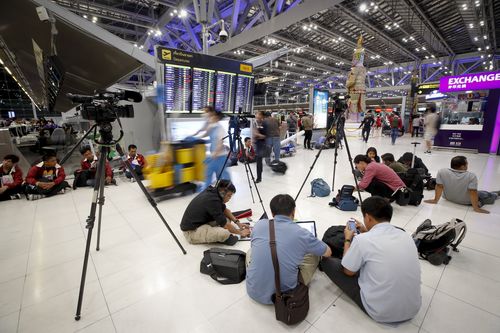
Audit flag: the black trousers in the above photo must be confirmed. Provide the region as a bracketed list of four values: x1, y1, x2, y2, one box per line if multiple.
[361, 126, 371, 142]
[304, 130, 313, 149]
[0, 186, 23, 201]
[365, 180, 394, 198]
[24, 181, 69, 197]
[255, 141, 265, 180]
[412, 126, 420, 137]
[321, 257, 367, 314]
[125, 165, 144, 180]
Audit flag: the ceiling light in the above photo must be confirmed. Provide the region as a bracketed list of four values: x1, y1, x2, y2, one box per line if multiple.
[179, 9, 188, 18]
[480, 21, 484, 26]
[483, 35, 487, 39]
[486, 46, 490, 50]
[422, 46, 426, 50]
[474, 36, 478, 41]
[83, 15, 87, 19]
[469, 23, 474, 28]
[478, 47, 482, 51]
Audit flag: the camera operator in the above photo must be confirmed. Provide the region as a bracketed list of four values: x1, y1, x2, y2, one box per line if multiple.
[253, 111, 267, 183]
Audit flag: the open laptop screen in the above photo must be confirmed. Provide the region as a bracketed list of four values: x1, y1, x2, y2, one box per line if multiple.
[296, 221, 317, 238]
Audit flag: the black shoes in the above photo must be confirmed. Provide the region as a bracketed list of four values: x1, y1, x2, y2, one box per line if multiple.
[223, 235, 238, 246]
[255, 178, 261, 183]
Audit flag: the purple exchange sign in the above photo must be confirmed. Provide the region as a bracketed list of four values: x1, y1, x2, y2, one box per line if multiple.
[440, 71, 500, 93]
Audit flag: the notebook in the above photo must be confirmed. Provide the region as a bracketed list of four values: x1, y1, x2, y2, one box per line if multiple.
[296, 221, 317, 237]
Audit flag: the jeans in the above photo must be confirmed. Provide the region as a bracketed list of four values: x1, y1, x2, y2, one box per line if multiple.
[412, 126, 420, 137]
[265, 136, 281, 163]
[204, 155, 231, 190]
[0, 186, 23, 201]
[24, 181, 69, 197]
[478, 190, 498, 206]
[390, 128, 399, 145]
[255, 141, 265, 180]
[361, 126, 371, 142]
[304, 130, 313, 149]
[321, 257, 367, 314]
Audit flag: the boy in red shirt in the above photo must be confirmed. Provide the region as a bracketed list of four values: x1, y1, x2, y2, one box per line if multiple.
[73, 146, 115, 188]
[0, 154, 23, 201]
[125, 144, 146, 181]
[25, 153, 69, 200]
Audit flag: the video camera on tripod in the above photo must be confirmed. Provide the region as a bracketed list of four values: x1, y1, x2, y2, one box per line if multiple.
[67, 90, 142, 123]
[332, 94, 350, 116]
[223, 111, 255, 130]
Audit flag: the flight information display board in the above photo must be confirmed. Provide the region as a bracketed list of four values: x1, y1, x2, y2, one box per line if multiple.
[235, 74, 254, 114]
[192, 68, 215, 112]
[164, 64, 191, 113]
[215, 71, 236, 113]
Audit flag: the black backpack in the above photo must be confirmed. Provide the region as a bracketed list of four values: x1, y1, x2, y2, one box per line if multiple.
[322, 226, 346, 258]
[200, 248, 246, 284]
[412, 219, 467, 266]
[270, 160, 287, 174]
[397, 168, 425, 206]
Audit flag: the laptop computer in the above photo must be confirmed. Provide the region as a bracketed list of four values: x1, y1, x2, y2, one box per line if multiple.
[296, 221, 317, 238]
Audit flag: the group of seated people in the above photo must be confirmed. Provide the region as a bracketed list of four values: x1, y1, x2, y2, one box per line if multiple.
[0, 144, 147, 201]
[180, 182, 421, 323]
[353, 146, 499, 213]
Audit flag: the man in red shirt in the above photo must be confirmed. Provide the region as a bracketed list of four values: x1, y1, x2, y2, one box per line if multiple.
[125, 144, 146, 181]
[238, 137, 256, 163]
[25, 153, 69, 200]
[73, 146, 115, 188]
[388, 113, 403, 145]
[0, 154, 23, 201]
[354, 155, 405, 199]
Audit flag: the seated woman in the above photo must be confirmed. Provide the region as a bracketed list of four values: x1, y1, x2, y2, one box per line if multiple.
[366, 147, 380, 163]
[354, 155, 405, 199]
[24, 153, 70, 200]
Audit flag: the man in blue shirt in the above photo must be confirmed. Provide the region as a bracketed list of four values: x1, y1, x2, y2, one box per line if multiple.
[246, 194, 332, 304]
[321, 196, 421, 323]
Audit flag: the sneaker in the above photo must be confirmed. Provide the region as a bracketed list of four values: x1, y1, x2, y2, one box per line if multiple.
[9, 193, 22, 200]
[27, 194, 44, 201]
[130, 178, 135, 183]
[58, 189, 65, 195]
[222, 235, 238, 246]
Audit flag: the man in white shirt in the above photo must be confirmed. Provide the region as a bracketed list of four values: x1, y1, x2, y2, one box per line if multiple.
[321, 196, 421, 323]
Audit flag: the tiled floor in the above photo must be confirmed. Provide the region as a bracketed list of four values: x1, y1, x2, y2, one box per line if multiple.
[1, 133, 500, 333]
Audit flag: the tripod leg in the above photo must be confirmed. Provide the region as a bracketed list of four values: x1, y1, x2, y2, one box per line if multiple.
[294, 146, 325, 201]
[95, 146, 108, 251]
[341, 128, 363, 204]
[59, 124, 97, 166]
[75, 152, 106, 321]
[331, 143, 339, 192]
[115, 144, 187, 255]
[244, 163, 255, 203]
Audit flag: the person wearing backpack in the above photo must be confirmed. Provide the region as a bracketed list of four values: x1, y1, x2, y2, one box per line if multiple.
[388, 112, 402, 145]
[321, 196, 422, 323]
[424, 156, 500, 214]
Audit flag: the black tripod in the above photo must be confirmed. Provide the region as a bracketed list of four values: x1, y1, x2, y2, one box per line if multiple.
[294, 112, 363, 203]
[59, 122, 186, 321]
[216, 121, 267, 217]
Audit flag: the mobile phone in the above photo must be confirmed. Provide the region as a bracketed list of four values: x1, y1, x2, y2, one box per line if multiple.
[348, 218, 359, 234]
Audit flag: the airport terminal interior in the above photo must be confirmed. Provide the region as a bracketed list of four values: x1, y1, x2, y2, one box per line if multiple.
[1, 0, 500, 332]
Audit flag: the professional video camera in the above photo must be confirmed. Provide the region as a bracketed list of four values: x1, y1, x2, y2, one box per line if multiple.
[67, 90, 142, 123]
[223, 109, 255, 130]
[332, 94, 350, 114]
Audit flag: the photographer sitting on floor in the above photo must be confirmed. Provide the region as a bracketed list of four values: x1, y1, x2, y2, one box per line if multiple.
[238, 137, 256, 163]
[246, 194, 332, 304]
[321, 196, 421, 323]
[354, 155, 405, 199]
[0, 154, 24, 201]
[124, 144, 146, 181]
[180, 180, 250, 245]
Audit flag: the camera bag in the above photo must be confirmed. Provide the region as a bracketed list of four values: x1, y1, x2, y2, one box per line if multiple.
[200, 248, 246, 285]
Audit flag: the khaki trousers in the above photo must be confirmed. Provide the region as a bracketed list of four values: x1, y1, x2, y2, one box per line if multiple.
[183, 222, 230, 244]
[246, 248, 320, 286]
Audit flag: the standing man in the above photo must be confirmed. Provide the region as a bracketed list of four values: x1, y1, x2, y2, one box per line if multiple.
[125, 144, 146, 181]
[388, 112, 402, 145]
[25, 153, 69, 200]
[411, 115, 421, 137]
[424, 106, 439, 154]
[246, 194, 332, 304]
[263, 112, 281, 163]
[0, 154, 23, 201]
[253, 111, 267, 183]
[286, 112, 297, 138]
[321, 196, 421, 323]
[302, 113, 314, 150]
[359, 111, 375, 143]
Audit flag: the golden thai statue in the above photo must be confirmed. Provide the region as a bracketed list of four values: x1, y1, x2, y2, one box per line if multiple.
[346, 35, 367, 113]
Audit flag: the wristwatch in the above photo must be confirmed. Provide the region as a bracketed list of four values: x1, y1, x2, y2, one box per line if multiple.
[344, 238, 352, 243]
